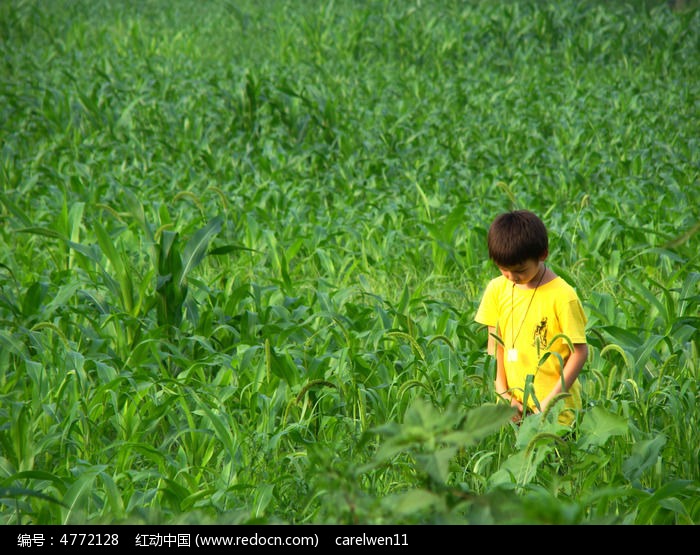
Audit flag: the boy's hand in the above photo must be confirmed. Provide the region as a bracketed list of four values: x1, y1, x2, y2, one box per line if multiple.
[496, 390, 525, 422]
[510, 397, 524, 423]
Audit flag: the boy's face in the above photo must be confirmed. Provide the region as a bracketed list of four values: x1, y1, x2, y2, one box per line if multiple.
[496, 258, 544, 287]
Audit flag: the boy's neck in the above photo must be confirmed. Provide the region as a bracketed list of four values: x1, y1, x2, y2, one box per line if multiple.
[515, 263, 548, 290]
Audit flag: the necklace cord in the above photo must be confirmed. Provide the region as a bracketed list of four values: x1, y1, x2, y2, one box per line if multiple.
[510, 264, 546, 349]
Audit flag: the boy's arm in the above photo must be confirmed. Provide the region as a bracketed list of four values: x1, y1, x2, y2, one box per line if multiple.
[489, 326, 512, 403]
[536, 342, 589, 413]
[486, 326, 496, 356]
[490, 326, 524, 421]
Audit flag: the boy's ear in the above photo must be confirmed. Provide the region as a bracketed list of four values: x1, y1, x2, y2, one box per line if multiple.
[540, 250, 549, 261]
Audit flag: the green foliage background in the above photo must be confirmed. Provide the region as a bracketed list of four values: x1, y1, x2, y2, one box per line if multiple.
[1, 0, 698, 524]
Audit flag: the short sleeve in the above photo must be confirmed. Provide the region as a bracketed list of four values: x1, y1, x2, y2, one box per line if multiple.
[558, 297, 588, 344]
[475, 278, 499, 327]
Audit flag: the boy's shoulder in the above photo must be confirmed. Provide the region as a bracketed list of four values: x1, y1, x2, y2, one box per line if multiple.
[480, 275, 513, 300]
[543, 276, 583, 300]
[485, 274, 510, 291]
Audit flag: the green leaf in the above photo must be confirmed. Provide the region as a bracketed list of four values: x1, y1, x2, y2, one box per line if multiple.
[622, 434, 667, 484]
[21, 281, 46, 318]
[93, 219, 133, 314]
[416, 446, 458, 484]
[383, 489, 444, 516]
[267, 347, 300, 385]
[0, 193, 32, 226]
[98, 471, 125, 519]
[578, 406, 629, 450]
[0, 486, 65, 506]
[179, 216, 223, 288]
[16, 227, 66, 240]
[449, 403, 514, 444]
[635, 479, 696, 524]
[62, 466, 106, 523]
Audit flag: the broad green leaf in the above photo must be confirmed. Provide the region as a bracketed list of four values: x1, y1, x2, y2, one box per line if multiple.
[578, 406, 629, 450]
[383, 489, 444, 516]
[488, 448, 549, 488]
[622, 434, 667, 484]
[416, 446, 458, 484]
[448, 403, 514, 444]
[635, 479, 696, 524]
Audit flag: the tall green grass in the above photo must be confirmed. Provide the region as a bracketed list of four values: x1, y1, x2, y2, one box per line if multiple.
[1, 0, 699, 524]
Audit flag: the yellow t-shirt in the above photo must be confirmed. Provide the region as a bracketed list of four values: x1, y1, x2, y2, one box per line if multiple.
[475, 275, 587, 421]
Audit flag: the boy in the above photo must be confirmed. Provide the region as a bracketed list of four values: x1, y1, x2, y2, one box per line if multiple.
[475, 210, 588, 425]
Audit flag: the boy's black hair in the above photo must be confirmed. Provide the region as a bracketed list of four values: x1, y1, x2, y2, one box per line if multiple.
[487, 210, 549, 267]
